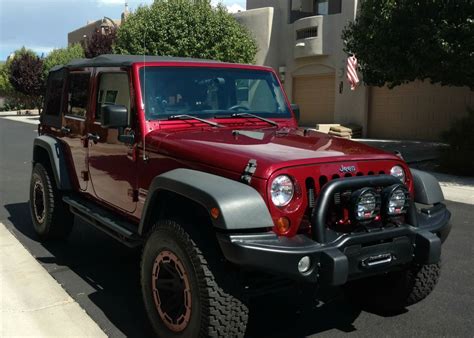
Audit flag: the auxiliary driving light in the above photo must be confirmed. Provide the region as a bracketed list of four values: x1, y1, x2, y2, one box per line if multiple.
[351, 188, 381, 223]
[383, 184, 409, 216]
[298, 256, 311, 274]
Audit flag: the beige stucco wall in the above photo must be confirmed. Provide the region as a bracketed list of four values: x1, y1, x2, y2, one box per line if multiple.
[243, 0, 368, 133]
[68, 19, 121, 46]
[234, 8, 278, 66]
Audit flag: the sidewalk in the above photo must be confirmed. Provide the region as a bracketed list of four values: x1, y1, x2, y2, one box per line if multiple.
[0, 222, 105, 337]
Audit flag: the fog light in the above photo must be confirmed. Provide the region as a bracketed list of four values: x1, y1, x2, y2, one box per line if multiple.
[298, 256, 311, 274]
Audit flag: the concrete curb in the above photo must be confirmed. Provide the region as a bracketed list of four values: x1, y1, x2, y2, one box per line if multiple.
[0, 223, 106, 337]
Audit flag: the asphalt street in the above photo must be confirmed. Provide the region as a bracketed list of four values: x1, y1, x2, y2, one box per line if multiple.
[0, 117, 473, 337]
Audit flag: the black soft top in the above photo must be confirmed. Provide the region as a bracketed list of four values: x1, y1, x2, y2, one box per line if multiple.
[50, 54, 220, 72]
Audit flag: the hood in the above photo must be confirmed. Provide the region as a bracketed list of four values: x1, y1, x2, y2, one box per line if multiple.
[147, 127, 400, 179]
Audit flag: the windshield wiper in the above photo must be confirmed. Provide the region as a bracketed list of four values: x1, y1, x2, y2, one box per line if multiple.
[215, 112, 279, 127]
[168, 114, 223, 128]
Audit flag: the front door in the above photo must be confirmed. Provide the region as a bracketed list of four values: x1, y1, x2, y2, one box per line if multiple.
[87, 70, 137, 213]
[62, 71, 91, 191]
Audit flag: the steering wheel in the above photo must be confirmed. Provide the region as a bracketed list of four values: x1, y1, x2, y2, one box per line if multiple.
[227, 104, 250, 111]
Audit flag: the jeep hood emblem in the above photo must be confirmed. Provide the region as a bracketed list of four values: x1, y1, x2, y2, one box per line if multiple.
[339, 165, 356, 174]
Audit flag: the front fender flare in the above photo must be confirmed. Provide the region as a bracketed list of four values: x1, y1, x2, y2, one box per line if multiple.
[410, 169, 444, 204]
[138, 169, 273, 234]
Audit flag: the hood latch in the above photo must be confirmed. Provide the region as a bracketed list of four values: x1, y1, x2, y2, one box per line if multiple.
[241, 159, 257, 184]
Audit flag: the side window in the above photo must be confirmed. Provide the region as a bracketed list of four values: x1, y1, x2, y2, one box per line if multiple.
[67, 72, 90, 118]
[96, 72, 130, 121]
[43, 70, 65, 117]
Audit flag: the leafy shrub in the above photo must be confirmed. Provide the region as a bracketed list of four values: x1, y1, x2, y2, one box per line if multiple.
[114, 0, 257, 64]
[440, 107, 474, 176]
[85, 28, 117, 58]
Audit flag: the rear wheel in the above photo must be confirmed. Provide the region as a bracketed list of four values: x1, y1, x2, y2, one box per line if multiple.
[141, 220, 248, 337]
[29, 163, 74, 240]
[345, 263, 441, 311]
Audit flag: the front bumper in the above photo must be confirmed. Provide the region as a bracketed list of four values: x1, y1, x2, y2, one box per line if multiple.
[217, 202, 451, 286]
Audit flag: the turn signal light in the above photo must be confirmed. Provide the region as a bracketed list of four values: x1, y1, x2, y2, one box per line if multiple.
[210, 207, 220, 219]
[276, 217, 290, 234]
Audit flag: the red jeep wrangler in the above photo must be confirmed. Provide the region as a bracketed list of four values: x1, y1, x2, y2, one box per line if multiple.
[30, 55, 451, 337]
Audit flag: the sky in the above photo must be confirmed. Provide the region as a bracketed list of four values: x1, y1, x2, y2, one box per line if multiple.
[0, 0, 246, 60]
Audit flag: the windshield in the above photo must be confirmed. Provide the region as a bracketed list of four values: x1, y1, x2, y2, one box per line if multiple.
[139, 66, 292, 120]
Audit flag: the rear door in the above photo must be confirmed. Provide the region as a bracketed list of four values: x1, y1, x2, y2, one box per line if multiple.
[87, 69, 137, 213]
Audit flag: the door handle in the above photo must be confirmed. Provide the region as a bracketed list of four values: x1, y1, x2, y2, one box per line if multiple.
[61, 126, 71, 134]
[87, 133, 100, 143]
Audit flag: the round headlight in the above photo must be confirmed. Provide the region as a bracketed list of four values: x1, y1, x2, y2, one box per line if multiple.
[383, 185, 409, 216]
[351, 188, 380, 222]
[390, 165, 406, 183]
[271, 175, 294, 207]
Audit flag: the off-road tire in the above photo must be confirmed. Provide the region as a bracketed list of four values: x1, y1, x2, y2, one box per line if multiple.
[29, 163, 74, 240]
[345, 263, 441, 311]
[141, 220, 249, 338]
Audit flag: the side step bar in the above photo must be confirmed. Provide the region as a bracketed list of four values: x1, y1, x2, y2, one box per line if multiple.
[63, 195, 143, 248]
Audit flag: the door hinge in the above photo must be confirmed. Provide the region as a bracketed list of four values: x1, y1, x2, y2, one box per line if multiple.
[240, 159, 257, 184]
[81, 170, 89, 181]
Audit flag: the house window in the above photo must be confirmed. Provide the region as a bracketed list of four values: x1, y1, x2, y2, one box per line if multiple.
[296, 26, 318, 40]
[316, 0, 328, 15]
[289, 0, 342, 23]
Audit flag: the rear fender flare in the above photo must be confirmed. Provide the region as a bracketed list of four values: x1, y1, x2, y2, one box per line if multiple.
[32, 135, 72, 190]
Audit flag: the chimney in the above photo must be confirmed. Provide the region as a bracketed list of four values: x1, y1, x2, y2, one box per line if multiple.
[121, 2, 130, 23]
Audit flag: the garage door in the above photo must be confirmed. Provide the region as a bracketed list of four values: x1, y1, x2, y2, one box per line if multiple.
[369, 81, 474, 141]
[293, 74, 335, 127]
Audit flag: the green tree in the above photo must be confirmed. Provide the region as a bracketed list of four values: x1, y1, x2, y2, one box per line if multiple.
[342, 0, 474, 88]
[0, 63, 13, 96]
[43, 44, 84, 78]
[114, 0, 257, 64]
[8, 47, 44, 110]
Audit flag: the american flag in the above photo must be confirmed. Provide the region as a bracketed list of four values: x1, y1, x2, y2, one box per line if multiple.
[347, 55, 360, 90]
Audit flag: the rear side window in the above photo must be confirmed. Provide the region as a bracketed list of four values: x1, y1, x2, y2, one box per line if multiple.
[43, 70, 65, 116]
[67, 72, 90, 118]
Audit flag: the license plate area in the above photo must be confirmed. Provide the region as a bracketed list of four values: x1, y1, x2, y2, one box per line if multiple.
[343, 236, 414, 279]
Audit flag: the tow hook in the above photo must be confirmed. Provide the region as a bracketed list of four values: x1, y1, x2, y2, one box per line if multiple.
[361, 253, 394, 268]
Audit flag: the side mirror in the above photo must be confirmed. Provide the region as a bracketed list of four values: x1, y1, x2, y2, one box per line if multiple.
[101, 104, 128, 128]
[290, 103, 300, 123]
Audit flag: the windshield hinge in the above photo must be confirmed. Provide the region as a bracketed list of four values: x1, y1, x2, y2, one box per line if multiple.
[241, 159, 257, 184]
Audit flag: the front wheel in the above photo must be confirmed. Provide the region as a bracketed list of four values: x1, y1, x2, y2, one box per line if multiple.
[141, 220, 248, 337]
[345, 263, 441, 311]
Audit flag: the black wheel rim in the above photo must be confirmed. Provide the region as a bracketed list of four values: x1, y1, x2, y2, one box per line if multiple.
[33, 180, 45, 223]
[152, 250, 192, 332]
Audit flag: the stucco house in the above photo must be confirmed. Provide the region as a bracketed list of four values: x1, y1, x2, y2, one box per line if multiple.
[236, 0, 473, 140]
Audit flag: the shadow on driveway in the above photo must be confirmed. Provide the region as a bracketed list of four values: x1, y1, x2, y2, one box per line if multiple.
[3, 201, 397, 337]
